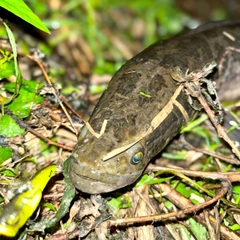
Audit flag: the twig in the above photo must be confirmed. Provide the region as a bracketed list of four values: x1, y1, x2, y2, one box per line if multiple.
[180, 136, 240, 165]
[5, 110, 74, 151]
[146, 165, 240, 183]
[159, 183, 239, 240]
[171, 61, 240, 160]
[184, 81, 240, 160]
[106, 181, 228, 226]
[26, 54, 78, 135]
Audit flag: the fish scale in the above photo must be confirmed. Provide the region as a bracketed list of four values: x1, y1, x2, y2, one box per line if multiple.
[69, 21, 240, 194]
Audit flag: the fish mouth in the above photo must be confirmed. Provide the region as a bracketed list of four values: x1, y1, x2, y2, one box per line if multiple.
[69, 170, 121, 194]
[75, 174, 99, 182]
[68, 156, 142, 194]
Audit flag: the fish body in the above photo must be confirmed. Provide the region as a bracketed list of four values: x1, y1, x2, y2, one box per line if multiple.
[69, 22, 240, 194]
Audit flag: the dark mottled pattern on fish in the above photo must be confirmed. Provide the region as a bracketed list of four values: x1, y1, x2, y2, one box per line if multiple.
[69, 21, 240, 194]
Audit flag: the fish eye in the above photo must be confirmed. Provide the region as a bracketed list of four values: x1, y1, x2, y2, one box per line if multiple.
[125, 142, 144, 165]
[131, 151, 143, 164]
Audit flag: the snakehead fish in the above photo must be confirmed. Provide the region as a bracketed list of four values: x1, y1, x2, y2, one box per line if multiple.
[69, 21, 240, 194]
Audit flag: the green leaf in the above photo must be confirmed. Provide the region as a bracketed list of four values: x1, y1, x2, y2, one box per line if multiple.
[175, 182, 203, 200]
[108, 195, 132, 213]
[135, 173, 173, 187]
[189, 218, 208, 240]
[181, 114, 208, 133]
[135, 174, 154, 187]
[0, 115, 24, 137]
[148, 176, 174, 185]
[7, 91, 43, 118]
[29, 157, 76, 231]
[61, 86, 81, 95]
[0, 51, 15, 80]
[0, 146, 12, 164]
[42, 202, 56, 212]
[139, 91, 151, 98]
[3, 23, 19, 77]
[0, 0, 50, 34]
[89, 84, 107, 94]
[0, 95, 9, 105]
[175, 225, 191, 240]
[3, 23, 22, 100]
[0, 168, 16, 177]
[40, 138, 57, 157]
[233, 184, 240, 194]
[0, 165, 56, 237]
[5, 80, 44, 118]
[232, 183, 240, 204]
[164, 200, 174, 210]
[228, 224, 240, 231]
[162, 152, 187, 160]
